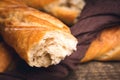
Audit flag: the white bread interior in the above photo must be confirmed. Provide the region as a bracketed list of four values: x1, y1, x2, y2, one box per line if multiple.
[28, 31, 77, 67]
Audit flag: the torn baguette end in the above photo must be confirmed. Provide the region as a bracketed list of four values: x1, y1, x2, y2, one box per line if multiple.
[28, 31, 78, 67]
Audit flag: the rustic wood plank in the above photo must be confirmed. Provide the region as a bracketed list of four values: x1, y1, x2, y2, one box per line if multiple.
[66, 61, 120, 80]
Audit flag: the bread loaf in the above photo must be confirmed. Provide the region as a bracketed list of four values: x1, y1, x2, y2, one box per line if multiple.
[81, 27, 120, 62]
[0, 0, 78, 67]
[22, 0, 85, 25]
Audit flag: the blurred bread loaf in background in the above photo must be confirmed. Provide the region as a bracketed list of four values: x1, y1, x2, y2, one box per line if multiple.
[81, 27, 120, 63]
[22, 0, 86, 25]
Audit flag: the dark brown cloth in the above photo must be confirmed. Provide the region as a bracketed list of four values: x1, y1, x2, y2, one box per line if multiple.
[0, 0, 120, 80]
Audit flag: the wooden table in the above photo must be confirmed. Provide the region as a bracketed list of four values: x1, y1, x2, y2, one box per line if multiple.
[66, 61, 120, 80]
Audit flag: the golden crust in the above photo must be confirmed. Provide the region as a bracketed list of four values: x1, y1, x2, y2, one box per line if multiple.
[21, 0, 56, 9]
[0, 0, 27, 8]
[81, 27, 120, 62]
[45, 6, 80, 25]
[21, 0, 85, 25]
[0, 0, 77, 66]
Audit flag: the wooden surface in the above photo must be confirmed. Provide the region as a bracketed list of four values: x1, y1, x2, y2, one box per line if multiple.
[66, 61, 120, 80]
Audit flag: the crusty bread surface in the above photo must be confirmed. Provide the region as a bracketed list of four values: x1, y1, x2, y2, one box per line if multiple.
[22, 0, 85, 25]
[81, 27, 120, 62]
[0, 0, 78, 67]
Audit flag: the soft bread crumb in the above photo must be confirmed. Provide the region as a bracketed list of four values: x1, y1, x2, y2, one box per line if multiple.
[28, 31, 77, 67]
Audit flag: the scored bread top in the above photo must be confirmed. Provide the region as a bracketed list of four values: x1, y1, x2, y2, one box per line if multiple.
[0, 0, 78, 67]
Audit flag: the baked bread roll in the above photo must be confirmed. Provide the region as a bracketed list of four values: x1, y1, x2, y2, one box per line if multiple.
[22, 0, 85, 25]
[0, 0, 78, 67]
[21, 0, 56, 9]
[81, 27, 120, 62]
[0, 42, 12, 72]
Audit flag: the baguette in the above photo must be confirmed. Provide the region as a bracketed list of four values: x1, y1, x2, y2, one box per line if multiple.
[81, 27, 120, 62]
[22, 0, 85, 25]
[0, 0, 78, 67]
